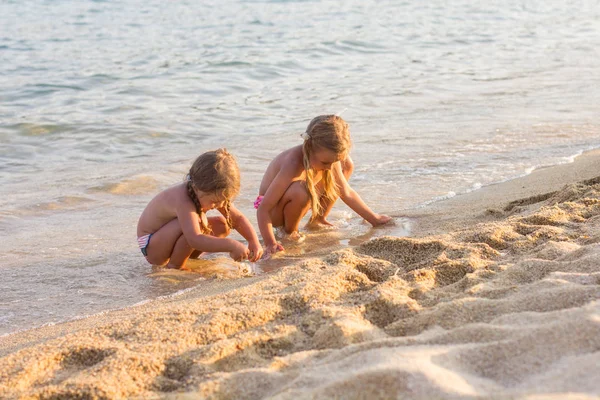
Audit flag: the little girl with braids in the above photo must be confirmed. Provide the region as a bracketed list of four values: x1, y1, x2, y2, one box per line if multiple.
[256, 115, 391, 258]
[137, 149, 263, 269]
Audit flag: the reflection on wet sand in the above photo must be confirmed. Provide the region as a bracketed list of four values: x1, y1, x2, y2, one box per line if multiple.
[146, 216, 412, 282]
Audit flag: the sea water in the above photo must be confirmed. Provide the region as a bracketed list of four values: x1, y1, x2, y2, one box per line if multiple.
[1, 0, 599, 335]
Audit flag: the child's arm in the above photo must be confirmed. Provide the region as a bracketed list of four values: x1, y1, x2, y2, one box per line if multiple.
[257, 164, 301, 253]
[221, 203, 263, 262]
[334, 160, 391, 226]
[177, 203, 249, 260]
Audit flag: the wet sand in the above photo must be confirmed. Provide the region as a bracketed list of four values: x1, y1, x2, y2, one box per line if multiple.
[1, 150, 600, 399]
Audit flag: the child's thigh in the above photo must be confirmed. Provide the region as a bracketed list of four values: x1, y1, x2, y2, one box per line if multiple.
[270, 181, 310, 225]
[282, 180, 310, 205]
[145, 219, 184, 265]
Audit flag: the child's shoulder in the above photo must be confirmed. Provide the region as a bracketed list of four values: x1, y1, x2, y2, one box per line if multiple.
[156, 182, 189, 201]
[143, 182, 190, 217]
[161, 181, 187, 192]
[278, 145, 304, 169]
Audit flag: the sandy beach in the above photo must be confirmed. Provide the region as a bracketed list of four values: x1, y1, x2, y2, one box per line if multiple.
[2, 150, 600, 399]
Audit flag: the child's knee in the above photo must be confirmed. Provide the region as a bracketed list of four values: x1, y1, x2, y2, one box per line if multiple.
[286, 181, 310, 205]
[208, 215, 230, 237]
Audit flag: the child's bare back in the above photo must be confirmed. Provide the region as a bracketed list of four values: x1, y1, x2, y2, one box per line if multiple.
[137, 183, 197, 238]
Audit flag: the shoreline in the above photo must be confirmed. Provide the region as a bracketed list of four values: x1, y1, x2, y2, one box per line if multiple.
[405, 148, 600, 237]
[1, 149, 596, 343]
[3, 148, 600, 350]
[1, 148, 600, 398]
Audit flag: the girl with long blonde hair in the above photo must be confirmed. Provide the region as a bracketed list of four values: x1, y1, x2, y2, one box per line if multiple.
[137, 149, 263, 269]
[255, 115, 391, 258]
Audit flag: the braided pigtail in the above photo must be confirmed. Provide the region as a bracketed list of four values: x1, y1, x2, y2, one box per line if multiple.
[186, 179, 212, 234]
[186, 179, 200, 214]
[222, 199, 234, 229]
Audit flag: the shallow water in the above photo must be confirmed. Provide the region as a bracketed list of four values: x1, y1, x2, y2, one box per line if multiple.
[1, 0, 599, 335]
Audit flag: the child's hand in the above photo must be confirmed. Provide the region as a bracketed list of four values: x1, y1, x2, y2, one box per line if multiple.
[268, 242, 284, 254]
[229, 241, 250, 262]
[248, 241, 264, 262]
[262, 242, 284, 260]
[373, 214, 393, 226]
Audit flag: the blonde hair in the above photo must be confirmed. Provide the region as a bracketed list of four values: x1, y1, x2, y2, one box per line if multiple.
[186, 148, 240, 233]
[302, 115, 352, 222]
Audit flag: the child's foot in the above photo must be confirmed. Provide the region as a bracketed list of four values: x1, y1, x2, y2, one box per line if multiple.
[275, 227, 306, 243]
[166, 263, 190, 271]
[306, 217, 335, 230]
[287, 231, 306, 243]
[373, 214, 393, 226]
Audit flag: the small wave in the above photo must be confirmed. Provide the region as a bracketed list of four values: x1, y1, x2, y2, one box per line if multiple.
[426, 191, 457, 205]
[10, 122, 73, 137]
[559, 149, 585, 164]
[133, 286, 201, 305]
[87, 176, 159, 196]
[207, 60, 253, 68]
[249, 19, 274, 26]
[465, 182, 483, 193]
[413, 147, 600, 210]
[28, 196, 95, 212]
[32, 83, 85, 91]
[472, 73, 530, 82]
[323, 40, 387, 55]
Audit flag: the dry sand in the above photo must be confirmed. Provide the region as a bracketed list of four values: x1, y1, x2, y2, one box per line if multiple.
[2, 151, 600, 399]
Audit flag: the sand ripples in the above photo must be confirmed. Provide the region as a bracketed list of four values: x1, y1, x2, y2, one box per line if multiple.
[2, 177, 600, 399]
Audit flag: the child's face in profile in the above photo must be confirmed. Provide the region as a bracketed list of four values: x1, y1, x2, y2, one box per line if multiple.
[197, 191, 226, 212]
[309, 147, 342, 171]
